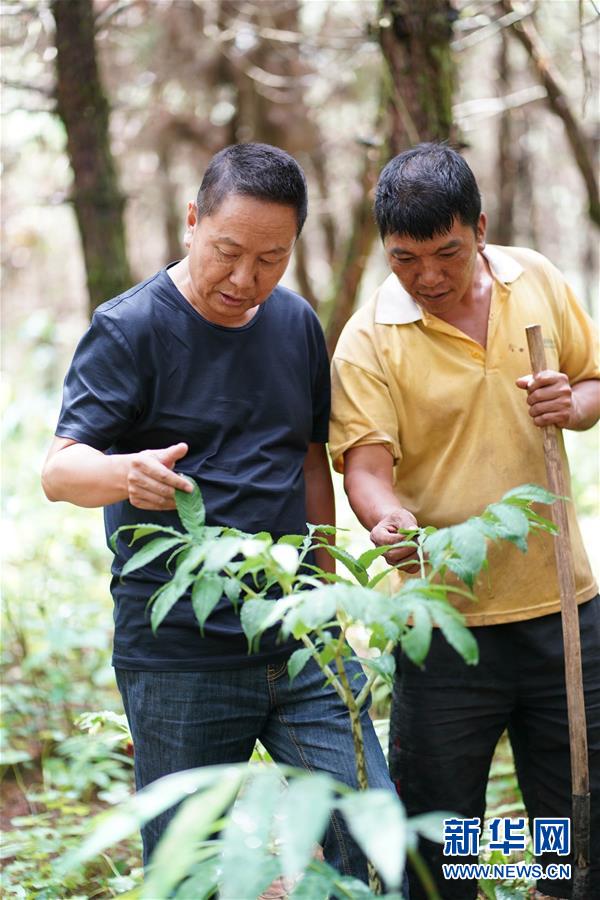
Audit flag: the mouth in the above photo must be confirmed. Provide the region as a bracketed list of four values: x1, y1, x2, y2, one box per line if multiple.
[219, 292, 252, 306]
[418, 290, 450, 301]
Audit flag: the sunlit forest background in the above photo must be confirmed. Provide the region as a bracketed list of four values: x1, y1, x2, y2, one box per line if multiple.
[1, 0, 599, 897]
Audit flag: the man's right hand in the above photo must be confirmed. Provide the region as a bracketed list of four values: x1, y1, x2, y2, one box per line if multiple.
[370, 508, 419, 566]
[127, 443, 192, 509]
[42, 437, 193, 509]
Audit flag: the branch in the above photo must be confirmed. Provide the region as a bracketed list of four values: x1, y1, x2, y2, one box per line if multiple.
[0, 78, 54, 99]
[500, 0, 600, 227]
[452, 5, 535, 52]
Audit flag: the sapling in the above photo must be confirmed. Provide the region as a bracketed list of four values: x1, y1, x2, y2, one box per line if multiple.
[111, 481, 557, 895]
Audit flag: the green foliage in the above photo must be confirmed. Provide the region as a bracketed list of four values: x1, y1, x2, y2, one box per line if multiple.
[2, 338, 138, 898]
[104, 479, 557, 895]
[62, 762, 430, 899]
[111, 480, 556, 677]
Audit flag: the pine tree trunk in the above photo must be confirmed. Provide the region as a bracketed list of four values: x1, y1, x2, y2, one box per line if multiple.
[52, 0, 131, 316]
[379, 0, 457, 155]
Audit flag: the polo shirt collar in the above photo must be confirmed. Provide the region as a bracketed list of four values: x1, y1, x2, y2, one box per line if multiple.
[374, 244, 524, 325]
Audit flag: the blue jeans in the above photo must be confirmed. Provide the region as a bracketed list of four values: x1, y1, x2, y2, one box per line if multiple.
[116, 656, 397, 886]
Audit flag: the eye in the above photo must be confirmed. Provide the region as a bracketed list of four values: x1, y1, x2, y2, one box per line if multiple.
[439, 250, 458, 258]
[216, 248, 238, 261]
[259, 257, 278, 266]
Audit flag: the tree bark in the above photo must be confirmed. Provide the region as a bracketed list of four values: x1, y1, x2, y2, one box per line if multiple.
[379, 0, 457, 156]
[500, 0, 600, 228]
[326, 147, 380, 356]
[52, 0, 131, 315]
[494, 30, 517, 246]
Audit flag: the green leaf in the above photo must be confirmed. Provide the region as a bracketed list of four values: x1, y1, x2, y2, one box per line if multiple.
[240, 599, 278, 652]
[220, 770, 282, 900]
[422, 528, 452, 570]
[150, 573, 195, 633]
[321, 545, 369, 586]
[448, 521, 487, 586]
[203, 537, 243, 572]
[400, 603, 432, 666]
[276, 774, 335, 880]
[175, 543, 206, 575]
[175, 477, 205, 537]
[144, 771, 242, 900]
[60, 766, 237, 872]
[110, 523, 185, 552]
[358, 653, 396, 685]
[223, 577, 241, 605]
[485, 502, 529, 551]
[290, 860, 338, 899]
[288, 647, 313, 682]
[501, 483, 557, 506]
[191, 574, 224, 636]
[357, 545, 397, 570]
[407, 811, 452, 843]
[281, 589, 337, 638]
[278, 534, 305, 548]
[310, 524, 339, 536]
[174, 855, 222, 900]
[433, 607, 479, 665]
[338, 790, 407, 889]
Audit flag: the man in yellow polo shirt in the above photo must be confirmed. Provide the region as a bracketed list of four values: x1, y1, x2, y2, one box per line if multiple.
[330, 143, 600, 900]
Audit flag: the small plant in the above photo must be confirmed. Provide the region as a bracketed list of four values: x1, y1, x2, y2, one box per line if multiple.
[106, 480, 557, 895]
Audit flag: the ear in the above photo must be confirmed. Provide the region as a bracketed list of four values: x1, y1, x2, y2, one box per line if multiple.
[183, 202, 197, 249]
[476, 212, 487, 251]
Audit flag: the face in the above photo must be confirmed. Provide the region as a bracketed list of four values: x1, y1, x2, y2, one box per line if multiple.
[383, 214, 487, 316]
[183, 194, 298, 326]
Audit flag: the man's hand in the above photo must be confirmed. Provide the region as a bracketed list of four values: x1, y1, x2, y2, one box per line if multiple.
[127, 442, 192, 509]
[370, 507, 419, 566]
[42, 437, 193, 509]
[516, 371, 600, 431]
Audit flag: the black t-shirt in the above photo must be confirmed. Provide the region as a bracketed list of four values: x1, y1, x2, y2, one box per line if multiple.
[56, 267, 330, 670]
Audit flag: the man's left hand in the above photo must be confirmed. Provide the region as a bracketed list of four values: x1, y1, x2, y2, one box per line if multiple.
[516, 370, 575, 428]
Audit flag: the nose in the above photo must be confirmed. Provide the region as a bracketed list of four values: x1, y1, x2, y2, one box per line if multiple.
[417, 260, 444, 289]
[228, 258, 257, 293]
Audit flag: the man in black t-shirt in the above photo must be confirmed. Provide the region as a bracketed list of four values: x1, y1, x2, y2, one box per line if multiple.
[42, 143, 395, 884]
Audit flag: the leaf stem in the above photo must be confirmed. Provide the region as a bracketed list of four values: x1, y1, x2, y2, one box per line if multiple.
[407, 846, 442, 899]
[299, 633, 346, 703]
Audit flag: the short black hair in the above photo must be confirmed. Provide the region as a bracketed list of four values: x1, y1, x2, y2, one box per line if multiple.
[196, 143, 308, 236]
[374, 142, 481, 241]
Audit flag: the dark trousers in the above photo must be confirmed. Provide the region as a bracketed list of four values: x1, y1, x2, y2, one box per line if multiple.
[116, 656, 397, 886]
[390, 595, 600, 900]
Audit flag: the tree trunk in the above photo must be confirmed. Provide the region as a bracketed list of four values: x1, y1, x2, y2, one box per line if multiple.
[326, 146, 380, 356]
[494, 30, 517, 246]
[379, 0, 457, 156]
[52, 0, 131, 316]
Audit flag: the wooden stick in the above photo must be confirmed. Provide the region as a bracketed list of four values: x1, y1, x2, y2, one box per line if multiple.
[525, 325, 590, 897]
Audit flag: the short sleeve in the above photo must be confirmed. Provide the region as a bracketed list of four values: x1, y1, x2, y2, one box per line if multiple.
[558, 281, 600, 383]
[310, 314, 331, 444]
[56, 312, 143, 450]
[329, 357, 401, 474]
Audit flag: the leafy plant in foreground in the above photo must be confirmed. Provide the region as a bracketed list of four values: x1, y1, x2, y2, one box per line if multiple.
[104, 481, 557, 895]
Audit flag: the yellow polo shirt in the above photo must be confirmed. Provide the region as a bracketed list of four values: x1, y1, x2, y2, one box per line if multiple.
[330, 245, 599, 625]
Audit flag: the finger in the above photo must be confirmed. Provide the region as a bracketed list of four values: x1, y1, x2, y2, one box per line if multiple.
[129, 485, 178, 510]
[155, 442, 190, 471]
[530, 370, 567, 386]
[516, 375, 533, 390]
[134, 456, 191, 492]
[384, 547, 419, 566]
